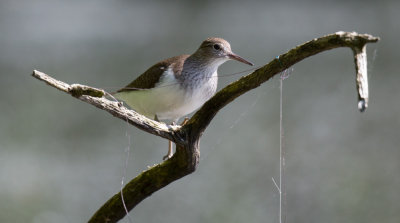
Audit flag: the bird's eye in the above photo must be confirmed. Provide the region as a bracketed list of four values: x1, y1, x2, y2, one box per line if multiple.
[213, 44, 221, 50]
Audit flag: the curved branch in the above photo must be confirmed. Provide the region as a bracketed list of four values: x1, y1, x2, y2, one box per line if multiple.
[186, 31, 379, 138]
[32, 31, 378, 223]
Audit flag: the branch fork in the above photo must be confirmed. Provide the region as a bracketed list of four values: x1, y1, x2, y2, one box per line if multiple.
[32, 31, 379, 223]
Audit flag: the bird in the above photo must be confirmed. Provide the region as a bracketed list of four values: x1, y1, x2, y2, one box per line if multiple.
[113, 37, 253, 159]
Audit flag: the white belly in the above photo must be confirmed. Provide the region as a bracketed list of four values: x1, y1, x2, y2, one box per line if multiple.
[115, 70, 218, 121]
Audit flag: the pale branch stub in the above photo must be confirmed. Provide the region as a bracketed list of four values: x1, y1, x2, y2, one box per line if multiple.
[32, 31, 379, 223]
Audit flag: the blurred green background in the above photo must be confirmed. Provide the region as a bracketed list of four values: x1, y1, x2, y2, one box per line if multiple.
[1, 0, 399, 222]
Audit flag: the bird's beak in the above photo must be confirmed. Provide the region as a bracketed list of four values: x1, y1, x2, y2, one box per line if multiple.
[227, 52, 254, 66]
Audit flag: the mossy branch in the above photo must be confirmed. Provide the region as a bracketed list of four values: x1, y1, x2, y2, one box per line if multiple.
[32, 31, 379, 223]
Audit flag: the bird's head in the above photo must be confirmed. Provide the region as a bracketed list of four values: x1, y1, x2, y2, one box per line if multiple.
[194, 37, 254, 67]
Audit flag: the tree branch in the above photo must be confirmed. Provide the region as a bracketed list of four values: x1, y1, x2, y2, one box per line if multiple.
[32, 70, 185, 145]
[186, 31, 379, 138]
[32, 31, 378, 223]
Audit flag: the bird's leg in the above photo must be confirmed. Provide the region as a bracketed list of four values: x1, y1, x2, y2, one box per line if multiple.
[163, 140, 174, 160]
[155, 115, 173, 160]
[163, 121, 176, 160]
[163, 118, 189, 160]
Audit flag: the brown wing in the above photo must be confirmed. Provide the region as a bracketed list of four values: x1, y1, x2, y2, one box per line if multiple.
[116, 55, 190, 92]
